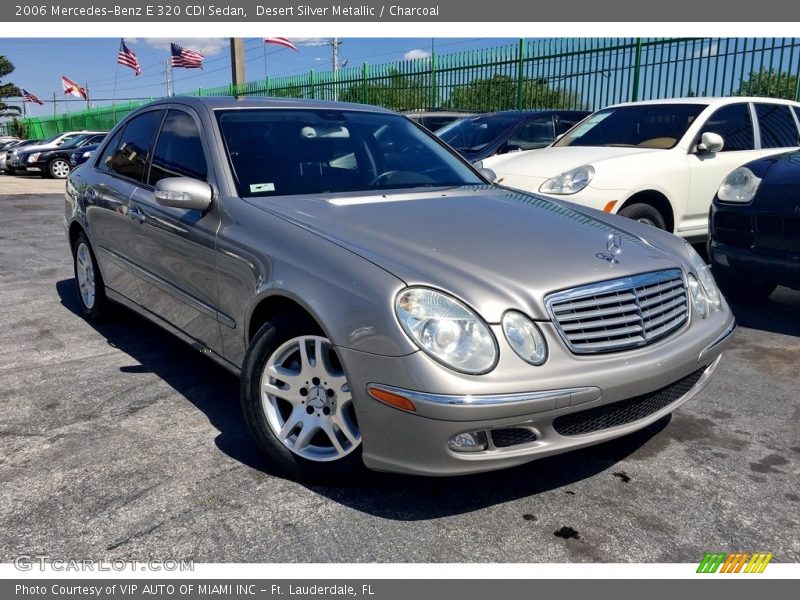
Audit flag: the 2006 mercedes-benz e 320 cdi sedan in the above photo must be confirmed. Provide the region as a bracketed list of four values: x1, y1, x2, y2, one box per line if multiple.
[65, 97, 735, 479]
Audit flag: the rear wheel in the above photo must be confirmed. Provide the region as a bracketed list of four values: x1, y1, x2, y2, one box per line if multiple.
[48, 158, 70, 179]
[241, 313, 363, 481]
[72, 232, 111, 320]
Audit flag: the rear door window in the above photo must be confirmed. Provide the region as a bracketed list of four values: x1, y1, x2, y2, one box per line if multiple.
[755, 103, 800, 149]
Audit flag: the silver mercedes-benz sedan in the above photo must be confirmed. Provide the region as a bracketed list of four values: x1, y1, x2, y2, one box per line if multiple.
[64, 97, 735, 479]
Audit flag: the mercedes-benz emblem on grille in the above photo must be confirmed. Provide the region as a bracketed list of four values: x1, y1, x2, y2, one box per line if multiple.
[596, 233, 623, 264]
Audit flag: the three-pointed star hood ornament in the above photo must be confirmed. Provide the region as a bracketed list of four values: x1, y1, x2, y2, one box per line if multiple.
[596, 233, 623, 264]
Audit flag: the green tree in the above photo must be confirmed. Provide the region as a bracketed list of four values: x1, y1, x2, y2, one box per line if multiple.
[0, 55, 22, 119]
[738, 69, 799, 100]
[340, 69, 430, 110]
[446, 75, 582, 112]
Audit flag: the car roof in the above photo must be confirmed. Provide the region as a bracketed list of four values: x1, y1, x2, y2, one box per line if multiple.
[605, 96, 800, 109]
[149, 95, 397, 114]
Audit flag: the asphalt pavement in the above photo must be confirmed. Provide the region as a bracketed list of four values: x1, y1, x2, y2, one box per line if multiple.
[0, 189, 797, 563]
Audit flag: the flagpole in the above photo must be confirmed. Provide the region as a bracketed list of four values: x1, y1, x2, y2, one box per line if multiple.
[53, 92, 57, 118]
[263, 41, 269, 94]
[85, 84, 91, 109]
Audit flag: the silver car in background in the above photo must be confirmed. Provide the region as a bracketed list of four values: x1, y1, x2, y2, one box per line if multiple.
[64, 97, 735, 479]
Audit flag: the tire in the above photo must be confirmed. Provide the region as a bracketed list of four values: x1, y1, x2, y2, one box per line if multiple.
[712, 266, 776, 303]
[48, 158, 70, 179]
[240, 312, 364, 481]
[72, 231, 111, 320]
[618, 203, 667, 230]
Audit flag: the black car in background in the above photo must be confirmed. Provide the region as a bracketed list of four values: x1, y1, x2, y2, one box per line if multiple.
[404, 110, 474, 132]
[69, 143, 101, 169]
[435, 109, 591, 163]
[15, 133, 107, 179]
[709, 150, 800, 301]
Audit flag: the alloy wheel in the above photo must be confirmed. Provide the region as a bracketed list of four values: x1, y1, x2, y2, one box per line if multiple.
[75, 242, 96, 309]
[260, 335, 360, 462]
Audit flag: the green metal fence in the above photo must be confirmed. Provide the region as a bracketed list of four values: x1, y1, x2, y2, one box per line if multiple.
[5, 37, 800, 137]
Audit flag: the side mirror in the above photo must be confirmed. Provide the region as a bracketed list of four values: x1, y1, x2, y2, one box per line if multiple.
[478, 167, 498, 183]
[696, 132, 724, 154]
[554, 133, 565, 143]
[154, 177, 212, 211]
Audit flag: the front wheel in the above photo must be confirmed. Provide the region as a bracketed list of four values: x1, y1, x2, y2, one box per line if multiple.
[618, 203, 667, 230]
[240, 313, 363, 481]
[48, 158, 70, 179]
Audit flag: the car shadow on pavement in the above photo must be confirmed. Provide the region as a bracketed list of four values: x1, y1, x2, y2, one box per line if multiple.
[55, 279, 284, 478]
[725, 289, 800, 338]
[57, 278, 671, 521]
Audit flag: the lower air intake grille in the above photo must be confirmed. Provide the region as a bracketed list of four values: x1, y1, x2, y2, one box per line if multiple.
[552, 368, 706, 437]
[491, 428, 537, 448]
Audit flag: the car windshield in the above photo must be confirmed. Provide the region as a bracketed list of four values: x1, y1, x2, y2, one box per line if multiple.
[554, 103, 706, 149]
[435, 115, 521, 152]
[217, 109, 484, 197]
[60, 134, 92, 149]
[39, 133, 62, 145]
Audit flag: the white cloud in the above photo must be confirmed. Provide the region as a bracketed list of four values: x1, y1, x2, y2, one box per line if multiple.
[693, 42, 719, 59]
[291, 37, 330, 47]
[403, 49, 431, 61]
[139, 38, 228, 56]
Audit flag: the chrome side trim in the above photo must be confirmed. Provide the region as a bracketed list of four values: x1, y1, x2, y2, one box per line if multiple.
[367, 383, 598, 407]
[698, 319, 736, 363]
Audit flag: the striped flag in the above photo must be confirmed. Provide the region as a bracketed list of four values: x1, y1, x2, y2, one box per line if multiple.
[22, 89, 44, 105]
[171, 43, 204, 69]
[62, 76, 88, 100]
[117, 39, 141, 76]
[264, 38, 299, 52]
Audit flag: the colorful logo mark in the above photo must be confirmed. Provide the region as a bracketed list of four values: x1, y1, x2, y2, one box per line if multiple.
[697, 552, 773, 573]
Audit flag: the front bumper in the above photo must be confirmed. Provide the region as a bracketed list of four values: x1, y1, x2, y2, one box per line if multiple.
[341, 310, 735, 476]
[709, 240, 800, 291]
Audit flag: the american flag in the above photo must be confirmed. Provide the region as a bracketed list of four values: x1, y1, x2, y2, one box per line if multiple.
[62, 75, 88, 100]
[171, 43, 204, 69]
[22, 89, 43, 106]
[117, 39, 141, 76]
[265, 38, 299, 52]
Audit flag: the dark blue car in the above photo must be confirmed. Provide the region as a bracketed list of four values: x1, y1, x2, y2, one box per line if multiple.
[709, 150, 800, 301]
[69, 143, 101, 169]
[435, 109, 590, 163]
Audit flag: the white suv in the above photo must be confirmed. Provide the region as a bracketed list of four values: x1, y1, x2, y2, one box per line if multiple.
[483, 97, 800, 239]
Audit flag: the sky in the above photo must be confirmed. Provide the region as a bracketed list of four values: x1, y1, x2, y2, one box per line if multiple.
[1, 37, 516, 118]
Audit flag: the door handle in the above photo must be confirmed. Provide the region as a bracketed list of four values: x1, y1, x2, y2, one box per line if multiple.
[129, 206, 146, 223]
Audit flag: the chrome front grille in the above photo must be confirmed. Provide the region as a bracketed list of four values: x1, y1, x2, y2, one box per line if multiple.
[546, 269, 689, 354]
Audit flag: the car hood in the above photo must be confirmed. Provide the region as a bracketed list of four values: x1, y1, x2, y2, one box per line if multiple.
[248, 185, 683, 321]
[483, 145, 662, 177]
[12, 143, 59, 154]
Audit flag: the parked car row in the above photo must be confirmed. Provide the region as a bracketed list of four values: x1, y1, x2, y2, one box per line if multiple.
[1, 130, 107, 179]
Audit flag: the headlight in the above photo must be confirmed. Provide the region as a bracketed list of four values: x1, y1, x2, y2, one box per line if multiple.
[685, 243, 721, 313]
[539, 165, 594, 195]
[82, 151, 93, 158]
[27, 153, 40, 163]
[717, 167, 761, 203]
[687, 274, 707, 319]
[502, 311, 547, 365]
[395, 288, 498, 374]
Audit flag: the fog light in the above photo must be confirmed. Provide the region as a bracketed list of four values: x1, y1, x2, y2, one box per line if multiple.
[448, 431, 488, 452]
